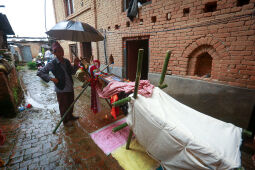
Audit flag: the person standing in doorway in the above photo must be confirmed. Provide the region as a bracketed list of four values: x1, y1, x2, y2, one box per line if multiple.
[37, 41, 80, 126]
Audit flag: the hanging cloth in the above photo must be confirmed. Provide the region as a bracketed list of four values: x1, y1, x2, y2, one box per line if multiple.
[127, 0, 138, 21]
[89, 60, 101, 114]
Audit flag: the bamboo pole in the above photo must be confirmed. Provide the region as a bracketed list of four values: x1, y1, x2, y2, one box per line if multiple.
[158, 51, 171, 89]
[158, 84, 168, 89]
[126, 129, 133, 149]
[112, 49, 143, 107]
[113, 122, 128, 132]
[53, 82, 90, 134]
[104, 98, 112, 108]
[133, 49, 144, 99]
[113, 49, 144, 132]
[112, 97, 131, 107]
[112, 49, 144, 149]
[242, 129, 252, 137]
[126, 49, 144, 149]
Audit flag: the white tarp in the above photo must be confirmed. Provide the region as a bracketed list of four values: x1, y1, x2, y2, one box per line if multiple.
[126, 87, 242, 170]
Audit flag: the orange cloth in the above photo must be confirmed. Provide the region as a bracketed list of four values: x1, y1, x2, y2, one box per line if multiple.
[110, 94, 119, 119]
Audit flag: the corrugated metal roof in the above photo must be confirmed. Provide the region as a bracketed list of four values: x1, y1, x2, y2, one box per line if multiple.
[0, 13, 15, 35]
[7, 37, 48, 42]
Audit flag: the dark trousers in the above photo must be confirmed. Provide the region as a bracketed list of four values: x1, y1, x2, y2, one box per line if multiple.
[56, 91, 74, 124]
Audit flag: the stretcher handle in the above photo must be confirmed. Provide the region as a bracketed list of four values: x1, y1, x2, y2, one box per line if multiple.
[133, 49, 144, 99]
[112, 49, 144, 149]
[112, 97, 131, 107]
[112, 49, 144, 107]
[113, 123, 128, 132]
[158, 51, 171, 89]
[242, 129, 252, 138]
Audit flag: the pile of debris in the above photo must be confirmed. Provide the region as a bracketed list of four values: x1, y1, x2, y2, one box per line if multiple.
[0, 50, 23, 117]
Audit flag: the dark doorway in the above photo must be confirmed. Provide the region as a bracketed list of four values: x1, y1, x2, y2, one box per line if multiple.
[126, 39, 149, 81]
[82, 42, 92, 63]
[69, 44, 77, 63]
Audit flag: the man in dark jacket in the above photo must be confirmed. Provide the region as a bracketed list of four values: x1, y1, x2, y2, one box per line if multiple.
[37, 41, 79, 126]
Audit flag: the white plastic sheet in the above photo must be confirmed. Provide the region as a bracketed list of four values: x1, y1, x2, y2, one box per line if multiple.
[126, 87, 242, 170]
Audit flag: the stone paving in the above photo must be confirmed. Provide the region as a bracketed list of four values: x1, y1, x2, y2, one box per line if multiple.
[0, 69, 122, 169]
[1, 108, 122, 170]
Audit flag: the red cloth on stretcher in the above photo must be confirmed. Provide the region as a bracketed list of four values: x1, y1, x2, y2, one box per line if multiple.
[97, 80, 154, 98]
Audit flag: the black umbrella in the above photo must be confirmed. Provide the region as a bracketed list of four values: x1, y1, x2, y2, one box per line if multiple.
[46, 20, 104, 42]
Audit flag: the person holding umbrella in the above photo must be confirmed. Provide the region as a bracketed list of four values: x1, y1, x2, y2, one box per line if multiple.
[37, 41, 80, 126]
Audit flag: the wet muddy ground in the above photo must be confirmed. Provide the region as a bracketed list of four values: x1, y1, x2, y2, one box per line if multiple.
[0, 68, 122, 169]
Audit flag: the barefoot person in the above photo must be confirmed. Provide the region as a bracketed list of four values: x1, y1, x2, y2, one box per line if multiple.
[37, 41, 79, 126]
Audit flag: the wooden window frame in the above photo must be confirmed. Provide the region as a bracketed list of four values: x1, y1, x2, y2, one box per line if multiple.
[123, 0, 152, 12]
[64, 0, 74, 17]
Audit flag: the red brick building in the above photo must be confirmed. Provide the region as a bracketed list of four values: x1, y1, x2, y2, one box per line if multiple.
[52, 0, 255, 129]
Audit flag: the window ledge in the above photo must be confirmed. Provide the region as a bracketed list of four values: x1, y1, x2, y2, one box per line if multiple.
[66, 6, 91, 20]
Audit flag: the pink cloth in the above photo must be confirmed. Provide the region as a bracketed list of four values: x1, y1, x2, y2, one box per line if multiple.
[90, 118, 130, 155]
[97, 80, 154, 98]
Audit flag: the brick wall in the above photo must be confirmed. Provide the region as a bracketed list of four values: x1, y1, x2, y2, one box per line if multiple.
[19, 42, 43, 58]
[52, 0, 66, 23]
[52, 0, 99, 62]
[53, 0, 255, 89]
[14, 42, 46, 58]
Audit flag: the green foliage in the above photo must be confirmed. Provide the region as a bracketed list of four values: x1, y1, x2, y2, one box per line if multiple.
[16, 65, 25, 71]
[27, 61, 37, 70]
[12, 87, 18, 104]
[41, 47, 45, 57]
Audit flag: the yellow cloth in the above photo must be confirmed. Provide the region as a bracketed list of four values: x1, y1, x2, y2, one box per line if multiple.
[112, 139, 159, 170]
[0, 64, 8, 74]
